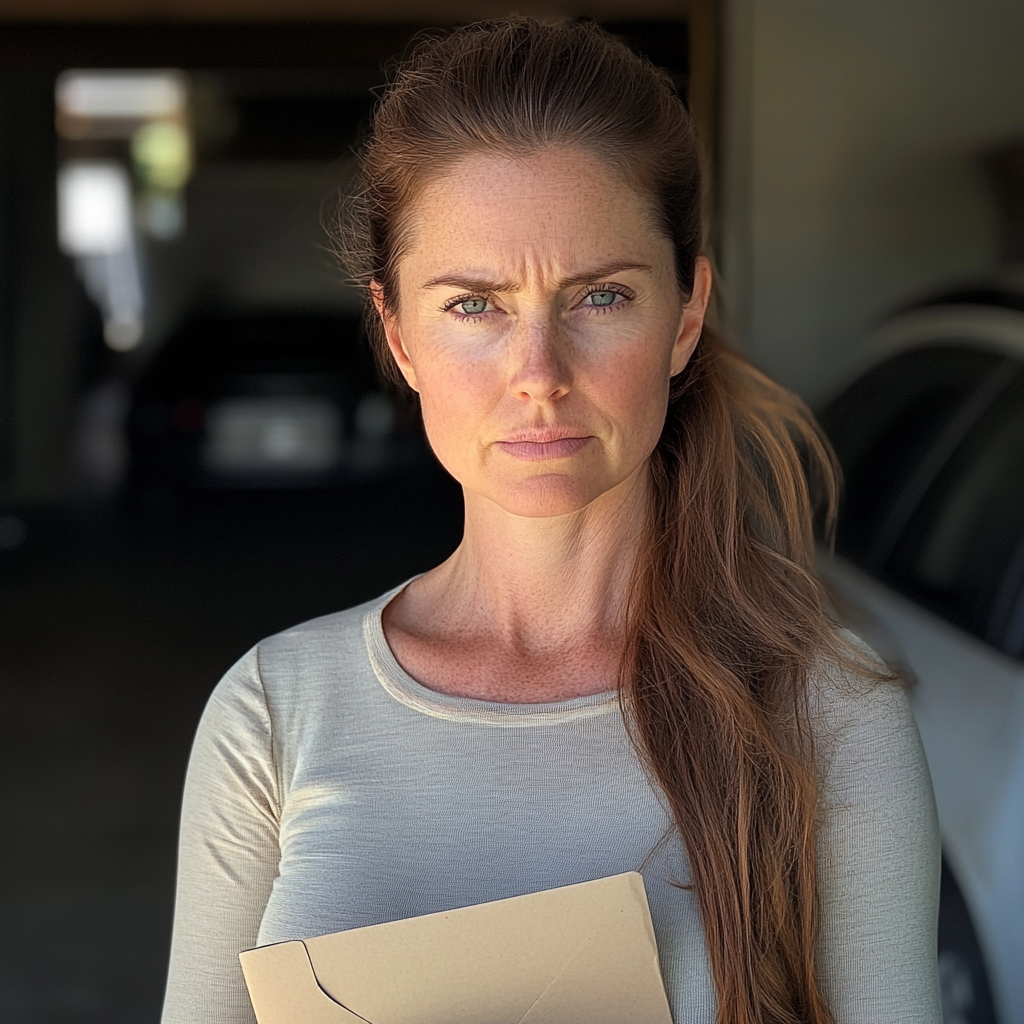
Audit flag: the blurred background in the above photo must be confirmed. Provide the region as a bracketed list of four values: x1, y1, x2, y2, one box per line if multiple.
[1, 1, 1023, 1023]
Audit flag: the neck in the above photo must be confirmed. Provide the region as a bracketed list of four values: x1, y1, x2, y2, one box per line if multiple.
[415, 466, 649, 653]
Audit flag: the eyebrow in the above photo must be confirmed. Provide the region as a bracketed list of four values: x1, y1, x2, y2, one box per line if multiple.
[420, 260, 653, 293]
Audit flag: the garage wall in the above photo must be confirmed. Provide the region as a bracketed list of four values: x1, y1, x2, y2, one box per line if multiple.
[719, 0, 1024, 401]
[0, 73, 85, 506]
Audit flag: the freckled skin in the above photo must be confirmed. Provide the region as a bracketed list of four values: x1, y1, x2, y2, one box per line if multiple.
[374, 146, 712, 702]
[377, 146, 707, 519]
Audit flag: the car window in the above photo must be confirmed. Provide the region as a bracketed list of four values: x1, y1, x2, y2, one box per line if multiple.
[884, 368, 1024, 654]
[819, 347, 1006, 567]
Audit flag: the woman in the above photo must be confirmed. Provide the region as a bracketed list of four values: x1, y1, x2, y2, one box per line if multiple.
[162, 18, 941, 1024]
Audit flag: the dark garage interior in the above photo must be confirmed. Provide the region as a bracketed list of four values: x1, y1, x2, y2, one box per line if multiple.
[0, 24, 476, 1022]
[0, 15, 694, 1023]
[2, 3, 1024, 1023]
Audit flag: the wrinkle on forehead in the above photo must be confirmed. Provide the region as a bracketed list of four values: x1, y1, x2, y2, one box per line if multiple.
[396, 145, 669, 296]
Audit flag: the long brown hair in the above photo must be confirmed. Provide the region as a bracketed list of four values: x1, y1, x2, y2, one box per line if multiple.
[337, 18, 871, 1023]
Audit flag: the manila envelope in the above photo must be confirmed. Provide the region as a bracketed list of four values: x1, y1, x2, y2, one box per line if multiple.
[239, 871, 673, 1024]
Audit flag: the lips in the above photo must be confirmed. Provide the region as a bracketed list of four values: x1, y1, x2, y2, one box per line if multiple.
[493, 436, 592, 461]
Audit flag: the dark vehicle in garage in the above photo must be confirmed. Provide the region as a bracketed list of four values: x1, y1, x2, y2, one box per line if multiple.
[126, 311, 431, 509]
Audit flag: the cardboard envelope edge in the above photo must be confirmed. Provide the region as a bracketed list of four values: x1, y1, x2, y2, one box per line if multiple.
[241, 873, 669, 1024]
[240, 940, 373, 1024]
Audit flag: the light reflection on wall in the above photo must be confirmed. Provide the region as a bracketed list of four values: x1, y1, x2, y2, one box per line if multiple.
[55, 70, 193, 351]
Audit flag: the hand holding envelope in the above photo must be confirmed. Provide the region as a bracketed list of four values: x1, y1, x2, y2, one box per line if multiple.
[239, 871, 674, 1024]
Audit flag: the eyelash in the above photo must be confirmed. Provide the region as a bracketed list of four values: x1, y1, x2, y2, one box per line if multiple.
[441, 294, 496, 322]
[579, 285, 632, 315]
[440, 285, 634, 322]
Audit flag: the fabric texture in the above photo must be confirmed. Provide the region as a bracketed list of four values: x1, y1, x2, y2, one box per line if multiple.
[161, 582, 942, 1024]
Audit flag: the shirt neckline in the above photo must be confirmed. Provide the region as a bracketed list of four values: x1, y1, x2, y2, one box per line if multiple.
[362, 579, 621, 728]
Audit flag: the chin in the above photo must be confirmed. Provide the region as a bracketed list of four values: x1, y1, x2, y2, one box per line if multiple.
[485, 475, 605, 518]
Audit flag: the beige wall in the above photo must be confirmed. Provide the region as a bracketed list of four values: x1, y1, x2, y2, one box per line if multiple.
[719, 0, 1024, 400]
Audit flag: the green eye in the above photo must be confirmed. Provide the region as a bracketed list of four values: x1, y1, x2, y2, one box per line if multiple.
[459, 297, 488, 314]
[588, 290, 618, 307]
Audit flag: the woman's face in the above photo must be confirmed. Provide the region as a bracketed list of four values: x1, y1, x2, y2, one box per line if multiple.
[375, 145, 710, 518]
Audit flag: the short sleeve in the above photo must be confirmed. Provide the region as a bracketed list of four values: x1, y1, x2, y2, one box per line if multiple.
[812, 655, 942, 1024]
[161, 647, 281, 1024]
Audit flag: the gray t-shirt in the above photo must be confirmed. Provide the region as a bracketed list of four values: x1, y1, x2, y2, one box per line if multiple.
[161, 583, 942, 1024]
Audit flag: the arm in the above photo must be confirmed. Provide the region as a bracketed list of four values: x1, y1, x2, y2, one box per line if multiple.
[161, 647, 281, 1024]
[813, 664, 942, 1024]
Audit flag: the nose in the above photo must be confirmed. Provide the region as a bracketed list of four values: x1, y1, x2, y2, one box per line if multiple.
[508, 319, 572, 404]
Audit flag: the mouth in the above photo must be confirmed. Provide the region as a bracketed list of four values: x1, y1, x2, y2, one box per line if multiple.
[493, 434, 593, 462]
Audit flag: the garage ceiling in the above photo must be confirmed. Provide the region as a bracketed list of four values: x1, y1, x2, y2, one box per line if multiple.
[0, 0, 693, 19]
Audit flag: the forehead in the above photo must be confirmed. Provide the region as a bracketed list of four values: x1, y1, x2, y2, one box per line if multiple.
[401, 146, 667, 275]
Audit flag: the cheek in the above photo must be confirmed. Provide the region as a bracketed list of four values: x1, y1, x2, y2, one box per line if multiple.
[411, 346, 497, 463]
[584, 332, 674, 440]
[613, 375, 672, 455]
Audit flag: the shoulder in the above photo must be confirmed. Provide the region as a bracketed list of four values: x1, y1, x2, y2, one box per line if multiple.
[204, 587, 398, 736]
[255, 595, 379, 676]
[806, 629, 918, 760]
[806, 628, 938, 839]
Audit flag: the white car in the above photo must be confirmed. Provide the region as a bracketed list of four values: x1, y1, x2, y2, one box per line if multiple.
[816, 280, 1024, 1024]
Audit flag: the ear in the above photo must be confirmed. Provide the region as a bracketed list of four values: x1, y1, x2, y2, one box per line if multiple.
[370, 281, 419, 392]
[669, 256, 713, 377]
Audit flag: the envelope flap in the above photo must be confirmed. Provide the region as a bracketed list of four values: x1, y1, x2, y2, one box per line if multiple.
[302, 890, 586, 1024]
[239, 941, 370, 1024]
